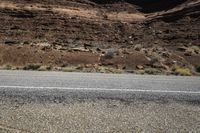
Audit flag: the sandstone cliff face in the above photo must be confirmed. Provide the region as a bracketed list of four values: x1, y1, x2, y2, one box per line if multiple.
[0, 0, 199, 75]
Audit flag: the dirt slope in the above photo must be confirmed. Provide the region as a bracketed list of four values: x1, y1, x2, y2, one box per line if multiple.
[0, 0, 199, 75]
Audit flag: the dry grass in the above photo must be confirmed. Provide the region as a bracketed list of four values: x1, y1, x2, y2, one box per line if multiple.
[174, 66, 192, 76]
[4, 64, 12, 70]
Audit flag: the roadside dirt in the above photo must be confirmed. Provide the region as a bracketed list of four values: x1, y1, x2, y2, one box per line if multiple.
[0, 101, 200, 132]
[0, 0, 199, 75]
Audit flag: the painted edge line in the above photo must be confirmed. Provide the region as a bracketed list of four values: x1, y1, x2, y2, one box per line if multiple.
[0, 86, 200, 94]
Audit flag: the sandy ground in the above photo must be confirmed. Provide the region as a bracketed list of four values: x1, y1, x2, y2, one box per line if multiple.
[0, 100, 200, 133]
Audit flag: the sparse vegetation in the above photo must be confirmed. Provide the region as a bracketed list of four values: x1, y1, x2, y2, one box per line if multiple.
[97, 66, 123, 74]
[173, 66, 192, 76]
[46, 65, 53, 71]
[145, 68, 162, 75]
[196, 66, 200, 73]
[62, 67, 78, 72]
[61, 66, 123, 73]
[5, 64, 12, 70]
[190, 46, 200, 54]
[23, 64, 41, 70]
[0, 0, 199, 76]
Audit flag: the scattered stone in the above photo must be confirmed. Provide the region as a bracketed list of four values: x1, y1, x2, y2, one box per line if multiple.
[104, 48, 118, 59]
[10, 26, 20, 30]
[154, 40, 159, 44]
[162, 52, 170, 58]
[184, 51, 192, 56]
[177, 47, 187, 52]
[194, 49, 199, 54]
[85, 64, 93, 68]
[61, 63, 68, 67]
[72, 47, 90, 52]
[190, 46, 200, 54]
[84, 43, 92, 48]
[17, 46, 23, 49]
[96, 48, 101, 52]
[136, 65, 144, 70]
[23, 41, 30, 45]
[59, 47, 68, 51]
[172, 60, 177, 64]
[5, 40, 19, 45]
[93, 64, 99, 68]
[126, 70, 135, 73]
[160, 64, 170, 70]
[36, 42, 51, 47]
[41, 46, 51, 51]
[116, 64, 124, 69]
[101, 51, 106, 54]
[145, 68, 162, 75]
[134, 44, 142, 51]
[151, 62, 162, 68]
[122, 50, 131, 55]
[146, 57, 151, 61]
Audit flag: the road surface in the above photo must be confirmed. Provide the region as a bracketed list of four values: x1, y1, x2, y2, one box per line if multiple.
[0, 70, 200, 103]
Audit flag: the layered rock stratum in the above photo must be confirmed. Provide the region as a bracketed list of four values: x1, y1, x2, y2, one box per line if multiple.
[0, 0, 199, 75]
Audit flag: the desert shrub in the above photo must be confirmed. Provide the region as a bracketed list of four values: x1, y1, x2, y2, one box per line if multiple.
[196, 66, 200, 73]
[46, 65, 52, 71]
[105, 67, 122, 74]
[174, 66, 192, 76]
[23, 64, 41, 70]
[62, 67, 77, 72]
[144, 68, 161, 75]
[191, 46, 200, 52]
[5, 64, 12, 70]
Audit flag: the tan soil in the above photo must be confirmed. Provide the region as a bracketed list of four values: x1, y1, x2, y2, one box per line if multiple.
[0, 45, 149, 72]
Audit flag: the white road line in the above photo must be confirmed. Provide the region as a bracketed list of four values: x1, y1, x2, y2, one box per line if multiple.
[0, 86, 200, 94]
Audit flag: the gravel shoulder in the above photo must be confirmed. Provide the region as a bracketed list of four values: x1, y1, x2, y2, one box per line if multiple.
[0, 100, 200, 133]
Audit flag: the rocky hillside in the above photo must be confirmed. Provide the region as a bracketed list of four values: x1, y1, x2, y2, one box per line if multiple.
[0, 0, 199, 75]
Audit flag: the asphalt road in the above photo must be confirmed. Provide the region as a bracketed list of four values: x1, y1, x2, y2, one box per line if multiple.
[0, 70, 200, 103]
